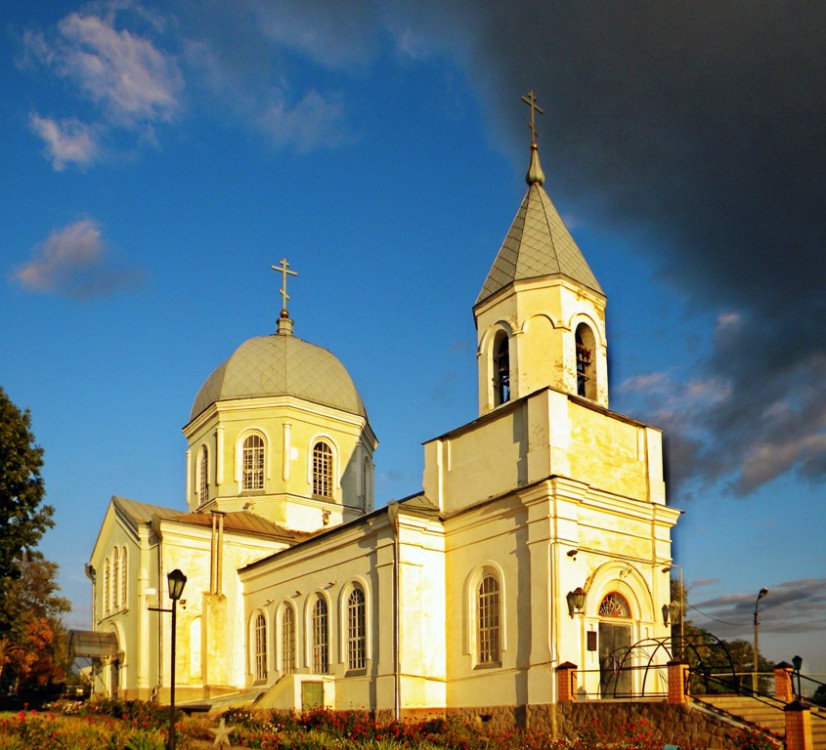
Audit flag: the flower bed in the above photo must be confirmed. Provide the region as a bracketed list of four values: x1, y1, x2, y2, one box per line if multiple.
[0, 701, 778, 749]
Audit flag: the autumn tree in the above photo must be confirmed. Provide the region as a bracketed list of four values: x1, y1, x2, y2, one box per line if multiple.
[0, 387, 54, 616]
[0, 387, 58, 692]
[0, 552, 71, 691]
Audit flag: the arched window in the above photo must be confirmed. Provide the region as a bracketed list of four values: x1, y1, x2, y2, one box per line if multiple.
[103, 558, 111, 615]
[254, 611, 267, 681]
[243, 434, 265, 491]
[312, 442, 334, 498]
[121, 546, 128, 610]
[599, 592, 631, 618]
[112, 547, 120, 611]
[198, 446, 209, 504]
[347, 585, 366, 670]
[493, 333, 510, 406]
[281, 605, 296, 674]
[311, 597, 328, 674]
[575, 323, 596, 400]
[478, 575, 501, 664]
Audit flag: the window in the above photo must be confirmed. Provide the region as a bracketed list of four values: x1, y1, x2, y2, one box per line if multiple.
[477, 575, 500, 664]
[311, 597, 329, 674]
[112, 547, 120, 611]
[347, 586, 366, 671]
[103, 558, 111, 615]
[493, 333, 510, 406]
[282, 606, 296, 674]
[199, 446, 209, 503]
[254, 612, 267, 681]
[599, 592, 631, 618]
[243, 435, 265, 491]
[312, 442, 333, 498]
[575, 323, 596, 399]
[121, 546, 128, 610]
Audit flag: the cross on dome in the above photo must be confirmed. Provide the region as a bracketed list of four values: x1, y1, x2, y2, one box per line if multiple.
[271, 258, 298, 335]
[521, 89, 544, 145]
[521, 90, 546, 186]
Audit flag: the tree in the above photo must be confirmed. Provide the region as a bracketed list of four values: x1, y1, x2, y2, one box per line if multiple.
[0, 552, 71, 693]
[0, 387, 54, 626]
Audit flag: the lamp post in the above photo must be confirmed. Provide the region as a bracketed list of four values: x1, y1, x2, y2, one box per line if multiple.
[792, 655, 803, 701]
[166, 570, 187, 750]
[150, 570, 187, 750]
[752, 587, 768, 694]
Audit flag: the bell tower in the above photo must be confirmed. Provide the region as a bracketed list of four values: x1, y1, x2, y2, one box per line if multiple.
[474, 91, 608, 415]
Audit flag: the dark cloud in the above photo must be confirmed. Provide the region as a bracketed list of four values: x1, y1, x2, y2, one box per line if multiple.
[691, 578, 826, 639]
[409, 1, 826, 496]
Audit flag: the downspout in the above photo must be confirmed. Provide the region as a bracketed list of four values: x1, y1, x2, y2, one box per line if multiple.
[387, 502, 401, 722]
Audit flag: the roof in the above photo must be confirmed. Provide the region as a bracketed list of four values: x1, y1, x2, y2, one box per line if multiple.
[476, 156, 603, 305]
[111, 496, 305, 542]
[189, 334, 367, 422]
[68, 630, 119, 659]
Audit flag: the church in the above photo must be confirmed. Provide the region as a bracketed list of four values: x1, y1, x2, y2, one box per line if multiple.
[76, 94, 680, 720]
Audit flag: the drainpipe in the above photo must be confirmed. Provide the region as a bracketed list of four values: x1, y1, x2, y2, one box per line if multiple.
[387, 502, 401, 722]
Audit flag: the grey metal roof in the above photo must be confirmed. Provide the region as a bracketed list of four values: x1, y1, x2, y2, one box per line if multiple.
[190, 334, 367, 422]
[476, 182, 603, 306]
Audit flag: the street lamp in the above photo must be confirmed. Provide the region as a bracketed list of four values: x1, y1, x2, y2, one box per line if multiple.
[792, 655, 803, 701]
[148, 569, 188, 749]
[752, 587, 768, 694]
[166, 569, 187, 750]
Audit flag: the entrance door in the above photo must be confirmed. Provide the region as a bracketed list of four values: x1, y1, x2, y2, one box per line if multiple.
[599, 622, 632, 697]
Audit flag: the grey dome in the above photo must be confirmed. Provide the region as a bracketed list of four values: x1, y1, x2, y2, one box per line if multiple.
[190, 335, 367, 421]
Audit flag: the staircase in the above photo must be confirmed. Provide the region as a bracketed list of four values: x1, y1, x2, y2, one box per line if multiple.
[695, 694, 826, 750]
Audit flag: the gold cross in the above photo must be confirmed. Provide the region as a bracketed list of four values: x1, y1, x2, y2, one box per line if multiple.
[271, 258, 298, 313]
[521, 89, 544, 144]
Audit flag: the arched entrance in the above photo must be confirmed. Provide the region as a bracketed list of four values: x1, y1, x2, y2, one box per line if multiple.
[598, 592, 633, 697]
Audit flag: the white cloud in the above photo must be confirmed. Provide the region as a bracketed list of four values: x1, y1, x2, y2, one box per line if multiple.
[29, 114, 99, 170]
[27, 10, 182, 128]
[12, 219, 141, 299]
[256, 89, 349, 152]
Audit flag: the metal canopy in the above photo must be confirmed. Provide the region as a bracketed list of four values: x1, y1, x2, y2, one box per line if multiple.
[68, 630, 119, 659]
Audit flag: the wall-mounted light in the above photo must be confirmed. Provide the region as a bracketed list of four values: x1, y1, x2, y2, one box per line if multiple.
[662, 601, 681, 625]
[566, 587, 586, 618]
[567, 549, 578, 559]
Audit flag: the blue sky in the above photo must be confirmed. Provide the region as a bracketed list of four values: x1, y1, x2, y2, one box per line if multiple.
[2, 2, 824, 678]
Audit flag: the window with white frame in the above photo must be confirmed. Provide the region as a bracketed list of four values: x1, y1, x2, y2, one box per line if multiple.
[121, 546, 128, 610]
[199, 445, 209, 503]
[281, 605, 296, 674]
[312, 442, 334, 498]
[311, 597, 328, 674]
[347, 585, 366, 671]
[103, 558, 111, 616]
[478, 574, 501, 665]
[243, 434, 265, 491]
[112, 547, 120, 611]
[254, 611, 267, 681]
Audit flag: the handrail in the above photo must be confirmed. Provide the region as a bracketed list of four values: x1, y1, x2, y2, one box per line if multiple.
[688, 668, 786, 711]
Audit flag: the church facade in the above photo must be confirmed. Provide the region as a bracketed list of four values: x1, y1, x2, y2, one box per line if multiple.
[79, 104, 680, 716]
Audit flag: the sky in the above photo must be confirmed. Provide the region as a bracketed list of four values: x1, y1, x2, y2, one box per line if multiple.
[1, 1, 824, 679]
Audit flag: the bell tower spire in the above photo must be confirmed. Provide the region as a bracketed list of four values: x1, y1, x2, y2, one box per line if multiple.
[473, 91, 608, 415]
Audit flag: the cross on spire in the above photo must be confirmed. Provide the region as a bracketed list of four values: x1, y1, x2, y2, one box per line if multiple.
[271, 258, 298, 315]
[521, 89, 544, 145]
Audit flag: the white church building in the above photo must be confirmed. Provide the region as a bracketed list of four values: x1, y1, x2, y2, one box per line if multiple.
[77, 100, 680, 719]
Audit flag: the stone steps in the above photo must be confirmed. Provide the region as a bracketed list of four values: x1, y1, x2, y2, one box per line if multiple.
[695, 694, 826, 750]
